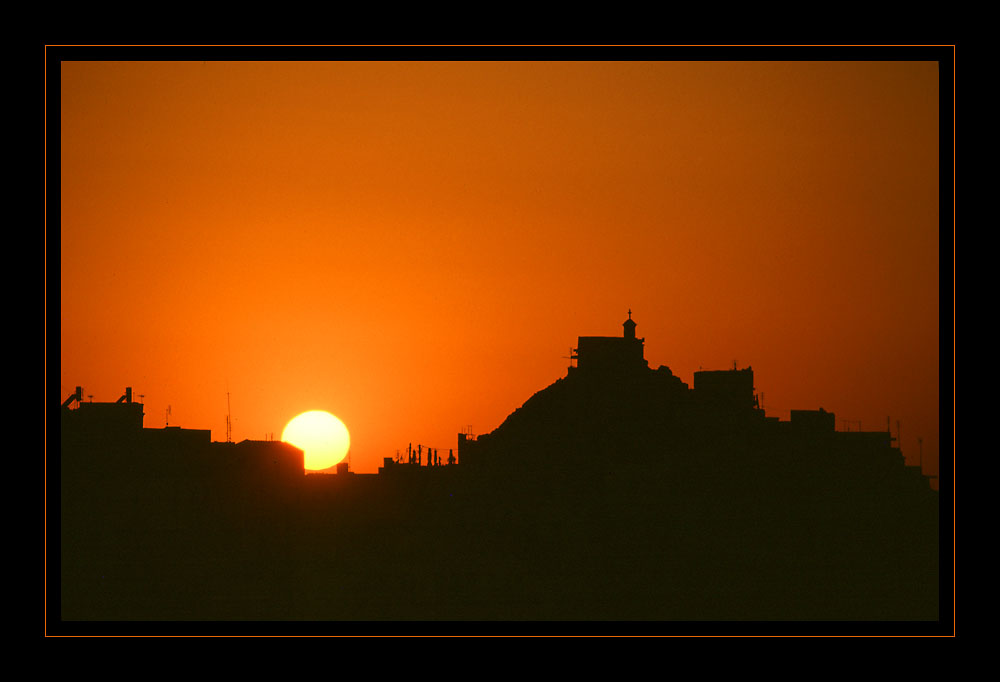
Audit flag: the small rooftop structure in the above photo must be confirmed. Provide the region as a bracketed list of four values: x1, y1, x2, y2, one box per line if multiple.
[61, 386, 144, 434]
[571, 310, 648, 375]
[693, 367, 755, 411]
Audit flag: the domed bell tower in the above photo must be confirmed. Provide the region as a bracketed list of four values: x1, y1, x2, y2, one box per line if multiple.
[623, 309, 637, 340]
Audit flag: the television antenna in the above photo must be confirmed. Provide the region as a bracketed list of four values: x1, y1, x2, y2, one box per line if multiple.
[841, 419, 861, 432]
[226, 391, 233, 443]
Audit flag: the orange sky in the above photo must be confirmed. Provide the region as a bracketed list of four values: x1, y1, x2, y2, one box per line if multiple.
[59, 59, 942, 477]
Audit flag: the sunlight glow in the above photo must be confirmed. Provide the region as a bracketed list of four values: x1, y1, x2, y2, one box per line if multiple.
[282, 410, 351, 471]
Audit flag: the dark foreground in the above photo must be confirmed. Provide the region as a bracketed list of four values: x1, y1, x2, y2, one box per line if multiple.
[61, 452, 938, 622]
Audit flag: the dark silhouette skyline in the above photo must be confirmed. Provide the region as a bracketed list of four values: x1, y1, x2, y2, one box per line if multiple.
[57, 57, 943, 482]
[44, 46, 957, 638]
[56, 313, 940, 626]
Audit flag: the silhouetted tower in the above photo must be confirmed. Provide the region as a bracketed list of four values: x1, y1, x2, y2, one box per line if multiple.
[623, 309, 637, 340]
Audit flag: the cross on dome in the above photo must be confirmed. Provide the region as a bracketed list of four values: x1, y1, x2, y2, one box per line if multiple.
[623, 310, 637, 339]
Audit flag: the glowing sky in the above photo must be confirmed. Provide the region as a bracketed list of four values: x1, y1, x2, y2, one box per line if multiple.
[59, 59, 941, 477]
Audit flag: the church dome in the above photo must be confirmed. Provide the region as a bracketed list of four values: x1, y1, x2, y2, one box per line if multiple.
[623, 309, 637, 338]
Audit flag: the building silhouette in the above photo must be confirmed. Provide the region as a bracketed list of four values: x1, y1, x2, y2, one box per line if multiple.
[58, 314, 939, 622]
[570, 308, 648, 374]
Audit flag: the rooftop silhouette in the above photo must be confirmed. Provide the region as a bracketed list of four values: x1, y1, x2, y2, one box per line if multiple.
[58, 314, 938, 622]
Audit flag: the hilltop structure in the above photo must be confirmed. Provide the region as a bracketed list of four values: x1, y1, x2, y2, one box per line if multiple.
[462, 313, 928, 488]
[57, 314, 939, 622]
[570, 308, 648, 374]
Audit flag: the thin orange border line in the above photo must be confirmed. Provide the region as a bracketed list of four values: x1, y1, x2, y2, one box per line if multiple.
[43, 44, 48, 636]
[41, 43, 958, 47]
[952, 45, 957, 634]
[43, 45, 956, 637]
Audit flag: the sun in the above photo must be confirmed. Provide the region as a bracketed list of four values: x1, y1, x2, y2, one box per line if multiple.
[282, 410, 351, 471]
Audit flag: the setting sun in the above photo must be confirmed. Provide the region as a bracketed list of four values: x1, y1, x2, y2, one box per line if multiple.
[282, 411, 351, 471]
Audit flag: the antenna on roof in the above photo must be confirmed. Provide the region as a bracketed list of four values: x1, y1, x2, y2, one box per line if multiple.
[841, 419, 861, 432]
[226, 391, 233, 443]
[166, 405, 171, 427]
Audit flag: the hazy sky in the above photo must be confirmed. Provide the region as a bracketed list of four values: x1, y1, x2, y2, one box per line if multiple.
[59, 59, 941, 476]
